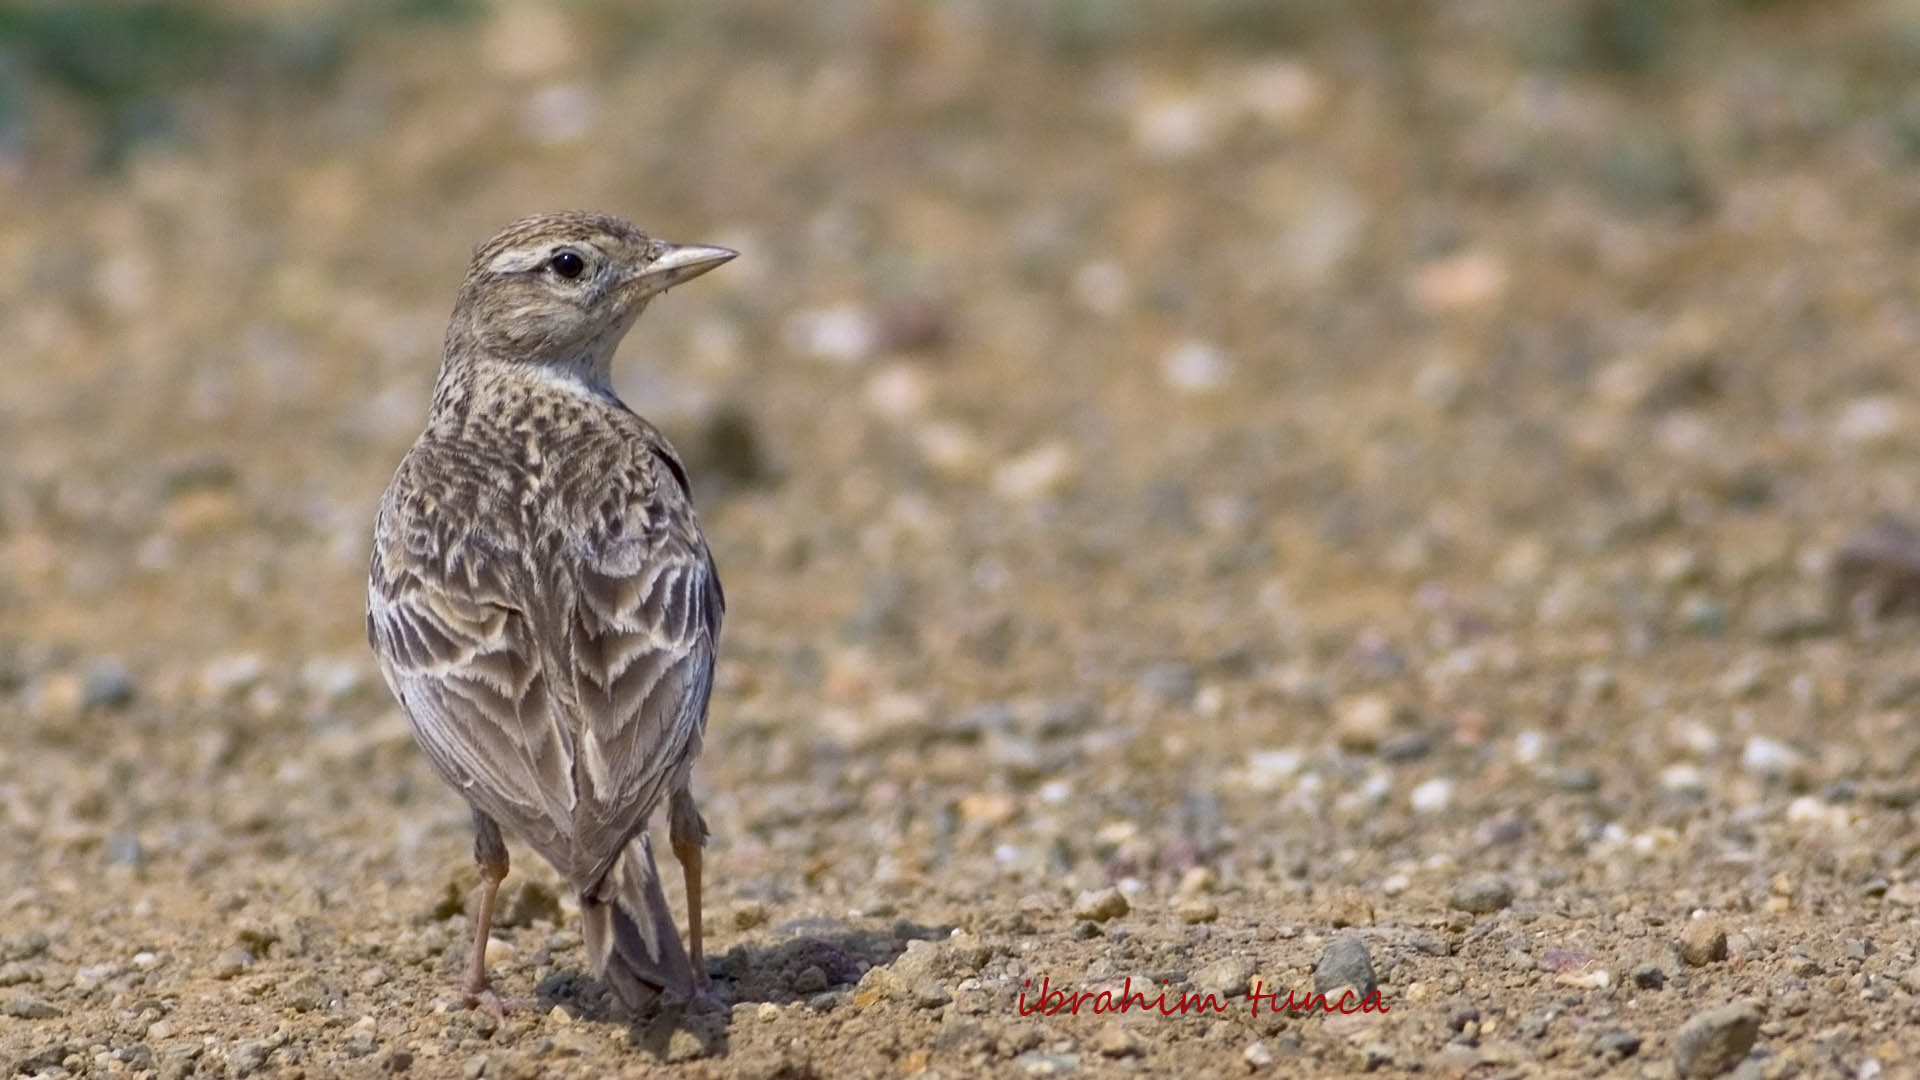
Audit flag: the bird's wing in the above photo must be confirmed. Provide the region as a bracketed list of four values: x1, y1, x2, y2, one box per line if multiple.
[558, 442, 724, 887]
[367, 483, 578, 868]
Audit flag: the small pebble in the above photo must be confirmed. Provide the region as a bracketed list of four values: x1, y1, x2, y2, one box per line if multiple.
[1678, 920, 1729, 967]
[786, 304, 878, 364]
[3, 993, 60, 1019]
[1410, 777, 1456, 814]
[229, 1039, 269, 1076]
[1177, 866, 1217, 897]
[1380, 733, 1432, 762]
[864, 363, 932, 420]
[1596, 1029, 1643, 1060]
[1741, 736, 1805, 781]
[1410, 249, 1508, 313]
[1833, 395, 1903, 445]
[992, 442, 1078, 502]
[1161, 341, 1230, 394]
[1193, 955, 1254, 998]
[1177, 897, 1220, 924]
[1013, 1050, 1082, 1076]
[1313, 935, 1378, 998]
[1673, 999, 1762, 1078]
[1318, 889, 1375, 928]
[82, 660, 136, 710]
[211, 947, 254, 980]
[910, 977, 950, 1009]
[1133, 94, 1223, 160]
[1092, 1023, 1146, 1058]
[1450, 876, 1514, 914]
[1333, 694, 1395, 752]
[1071, 888, 1129, 923]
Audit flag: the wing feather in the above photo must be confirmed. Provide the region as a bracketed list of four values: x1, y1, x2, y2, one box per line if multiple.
[561, 458, 722, 887]
[369, 502, 579, 871]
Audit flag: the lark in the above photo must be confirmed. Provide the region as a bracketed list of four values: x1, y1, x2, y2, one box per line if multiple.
[367, 211, 735, 1013]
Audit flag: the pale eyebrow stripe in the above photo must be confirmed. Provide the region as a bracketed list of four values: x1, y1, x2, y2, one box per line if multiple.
[487, 247, 554, 274]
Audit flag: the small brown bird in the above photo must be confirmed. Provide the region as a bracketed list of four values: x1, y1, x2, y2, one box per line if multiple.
[367, 211, 734, 1013]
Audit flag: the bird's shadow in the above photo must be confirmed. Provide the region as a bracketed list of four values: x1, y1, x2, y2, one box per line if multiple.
[531, 917, 951, 1061]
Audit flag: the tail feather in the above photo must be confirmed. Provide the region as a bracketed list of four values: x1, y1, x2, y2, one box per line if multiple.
[579, 832, 695, 1010]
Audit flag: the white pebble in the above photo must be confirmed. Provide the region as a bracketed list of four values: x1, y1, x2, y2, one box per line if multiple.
[1674, 719, 1720, 756]
[1133, 94, 1223, 160]
[864, 364, 932, 420]
[1833, 395, 1903, 446]
[916, 421, 982, 475]
[1741, 736, 1804, 779]
[1785, 796, 1849, 830]
[1161, 341, 1231, 394]
[991, 441, 1077, 502]
[1410, 777, 1456, 814]
[1513, 730, 1547, 765]
[1660, 764, 1706, 794]
[1242, 749, 1303, 792]
[786, 304, 878, 364]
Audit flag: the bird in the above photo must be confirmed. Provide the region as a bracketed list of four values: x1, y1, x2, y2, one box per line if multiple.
[366, 211, 735, 1014]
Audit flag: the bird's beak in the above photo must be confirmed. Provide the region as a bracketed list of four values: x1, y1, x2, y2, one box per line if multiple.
[630, 242, 737, 297]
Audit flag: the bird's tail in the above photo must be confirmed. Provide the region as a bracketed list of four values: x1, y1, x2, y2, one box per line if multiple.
[579, 832, 695, 1011]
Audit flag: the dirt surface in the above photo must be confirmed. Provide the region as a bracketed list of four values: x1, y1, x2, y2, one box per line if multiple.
[9, 2, 1920, 1077]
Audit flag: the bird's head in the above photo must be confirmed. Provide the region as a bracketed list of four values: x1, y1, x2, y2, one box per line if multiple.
[445, 210, 735, 381]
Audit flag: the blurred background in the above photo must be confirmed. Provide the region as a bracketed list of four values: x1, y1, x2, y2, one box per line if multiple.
[9, 0, 1920, 1074]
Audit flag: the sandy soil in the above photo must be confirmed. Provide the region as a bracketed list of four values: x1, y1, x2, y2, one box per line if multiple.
[8, 2, 1920, 1077]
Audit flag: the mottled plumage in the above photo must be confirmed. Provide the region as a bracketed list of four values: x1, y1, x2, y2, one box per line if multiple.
[367, 211, 735, 1011]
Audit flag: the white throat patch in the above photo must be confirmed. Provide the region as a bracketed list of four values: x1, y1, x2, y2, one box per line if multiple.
[526, 363, 614, 400]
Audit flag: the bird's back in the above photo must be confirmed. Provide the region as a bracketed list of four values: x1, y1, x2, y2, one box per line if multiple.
[368, 377, 723, 886]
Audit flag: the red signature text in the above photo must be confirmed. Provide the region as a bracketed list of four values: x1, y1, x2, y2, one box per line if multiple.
[1015, 977, 1390, 1018]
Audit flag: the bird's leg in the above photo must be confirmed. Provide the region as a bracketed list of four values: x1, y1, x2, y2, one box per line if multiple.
[465, 810, 512, 1014]
[669, 788, 710, 991]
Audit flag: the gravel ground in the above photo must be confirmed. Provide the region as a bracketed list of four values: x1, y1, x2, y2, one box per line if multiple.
[9, 2, 1920, 1077]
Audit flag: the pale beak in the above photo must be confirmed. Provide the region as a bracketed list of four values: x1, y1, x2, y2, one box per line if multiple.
[631, 242, 737, 297]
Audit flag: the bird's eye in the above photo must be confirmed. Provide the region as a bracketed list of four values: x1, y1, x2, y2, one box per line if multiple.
[548, 251, 586, 279]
